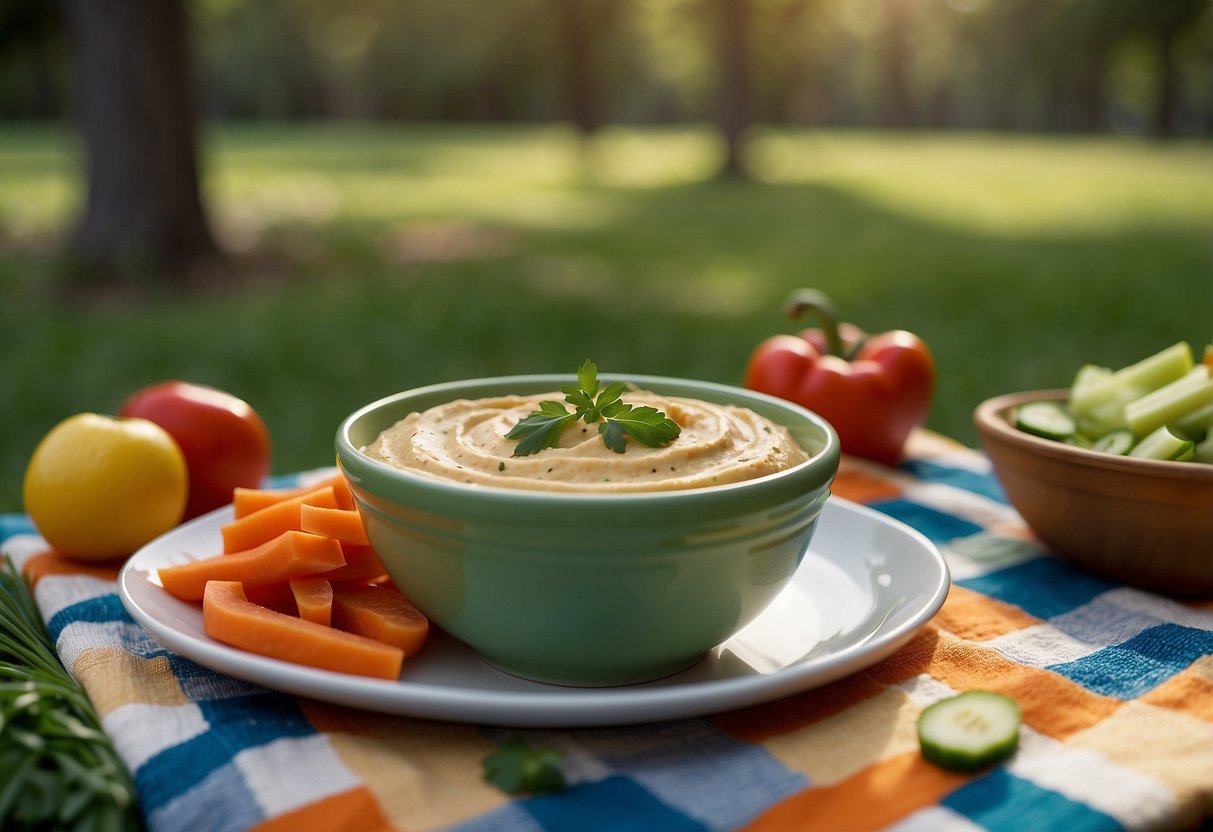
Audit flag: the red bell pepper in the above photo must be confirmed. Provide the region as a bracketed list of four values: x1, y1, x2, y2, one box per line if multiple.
[744, 289, 934, 464]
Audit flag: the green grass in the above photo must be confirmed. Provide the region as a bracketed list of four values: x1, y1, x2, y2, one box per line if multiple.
[2, 123, 1211, 514]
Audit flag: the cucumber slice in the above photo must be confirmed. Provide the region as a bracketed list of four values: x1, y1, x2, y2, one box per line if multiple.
[1065, 433, 1093, 449]
[1091, 428, 1135, 455]
[1129, 425, 1196, 461]
[1015, 401, 1076, 441]
[917, 691, 1021, 772]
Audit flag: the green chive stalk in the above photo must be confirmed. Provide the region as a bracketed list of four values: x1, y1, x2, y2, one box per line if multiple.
[0, 556, 143, 831]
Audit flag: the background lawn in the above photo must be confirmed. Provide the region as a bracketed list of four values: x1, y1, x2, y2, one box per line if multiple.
[2, 124, 1211, 514]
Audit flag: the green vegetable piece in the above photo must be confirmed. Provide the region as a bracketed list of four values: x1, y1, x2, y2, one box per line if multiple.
[1124, 366, 1213, 438]
[1091, 428, 1135, 456]
[1128, 425, 1195, 461]
[917, 690, 1021, 772]
[482, 736, 566, 795]
[1015, 401, 1076, 442]
[1174, 402, 1213, 442]
[506, 359, 681, 456]
[1070, 341, 1193, 420]
[1193, 431, 1213, 465]
[1069, 363, 1112, 398]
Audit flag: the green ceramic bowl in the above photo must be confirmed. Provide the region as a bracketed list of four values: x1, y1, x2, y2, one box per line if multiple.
[336, 374, 840, 687]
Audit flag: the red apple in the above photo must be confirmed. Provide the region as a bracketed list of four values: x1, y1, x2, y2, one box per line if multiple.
[120, 381, 272, 519]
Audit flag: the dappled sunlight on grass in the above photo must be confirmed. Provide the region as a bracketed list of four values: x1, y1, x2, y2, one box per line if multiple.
[0, 131, 78, 249]
[2, 124, 1210, 513]
[587, 127, 723, 186]
[520, 251, 764, 319]
[752, 129, 1213, 237]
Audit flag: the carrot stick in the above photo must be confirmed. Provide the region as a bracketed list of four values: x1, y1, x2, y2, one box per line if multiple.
[233, 485, 314, 519]
[203, 581, 403, 680]
[22, 550, 123, 588]
[159, 530, 345, 602]
[221, 486, 338, 553]
[326, 473, 355, 510]
[332, 583, 429, 658]
[289, 575, 333, 626]
[243, 580, 297, 615]
[233, 472, 355, 518]
[324, 544, 387, 583]
[299, 505, 369, 546]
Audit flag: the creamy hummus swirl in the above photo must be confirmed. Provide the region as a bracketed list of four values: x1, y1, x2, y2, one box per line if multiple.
[360, 391, 809, 493]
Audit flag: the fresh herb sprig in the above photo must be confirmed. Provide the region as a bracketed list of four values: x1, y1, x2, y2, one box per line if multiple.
[482, 736, 566, 795]
[0, 555, 142, 831]
[504, 360, 681, 456]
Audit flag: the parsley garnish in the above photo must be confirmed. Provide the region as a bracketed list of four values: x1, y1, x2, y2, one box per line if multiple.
[504, 359, 681, 456]
[482, 736, 566, 795]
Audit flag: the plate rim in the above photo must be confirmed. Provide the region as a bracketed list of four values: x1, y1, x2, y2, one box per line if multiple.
[117, 496, 949, 727]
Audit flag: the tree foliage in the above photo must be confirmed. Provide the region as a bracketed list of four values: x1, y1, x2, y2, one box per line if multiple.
[2, 0, 1210, 134]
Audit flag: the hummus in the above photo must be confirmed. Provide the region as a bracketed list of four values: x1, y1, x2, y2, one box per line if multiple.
[361, 391, 809, 492]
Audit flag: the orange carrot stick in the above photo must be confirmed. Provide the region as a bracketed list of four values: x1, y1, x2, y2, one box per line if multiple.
[22, 550, 123, 588]
[233, 485, 313, 519]
[332, 583, 429, 658]
[289, 575, 333, 626]
[203, 581, 403, 680]
[243, 580, 297, 615]
[330, 475, 355, 511]
[299, 505, 369, 546]
[221, 486, 338, 553]
[324, 544, 387, 583]
[159, 530, 345, 602]
[232, 472, 355, 518]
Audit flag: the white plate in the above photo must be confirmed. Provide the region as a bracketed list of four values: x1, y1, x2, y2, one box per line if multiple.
[118, 497, 948, 728]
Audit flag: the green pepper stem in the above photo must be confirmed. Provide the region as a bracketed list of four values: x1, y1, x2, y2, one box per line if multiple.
[784, 289, 845, 358]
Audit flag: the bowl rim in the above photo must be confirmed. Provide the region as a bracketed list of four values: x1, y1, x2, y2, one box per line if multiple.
[336, 372, 841, 506]
[974, 388, 1213, 482]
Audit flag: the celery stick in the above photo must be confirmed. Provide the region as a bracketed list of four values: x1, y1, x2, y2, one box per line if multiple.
[1070, 364, 1112, 397]
[1129, 425, 1196, 461]
[1174, 402, 1213, 440]
[1070, 342, 1193, 418]
[1077, 400, 1128, 438]
[1124, 367, 1213, 438]
[1194, 432, 1213, 465]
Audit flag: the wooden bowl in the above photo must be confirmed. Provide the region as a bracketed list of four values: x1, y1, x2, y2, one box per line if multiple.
[974, 389, 1213, 596]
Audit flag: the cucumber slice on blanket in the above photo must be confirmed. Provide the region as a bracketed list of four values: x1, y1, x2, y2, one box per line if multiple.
[917, 691, 1021, 771]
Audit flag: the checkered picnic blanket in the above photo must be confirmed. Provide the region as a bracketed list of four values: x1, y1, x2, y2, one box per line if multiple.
[3, 431, 1211, 832]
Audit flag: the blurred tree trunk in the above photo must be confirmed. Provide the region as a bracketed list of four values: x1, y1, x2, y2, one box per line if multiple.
[1152, 24, 1179, 137]
[555, 0, 599, 137]
[879, 0, 913, 128]
[61, 0, 217, 283]
[1074, 47, 1108, 132]
[1145, 0, 1209, 139]
[716, 0, 751, 179]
